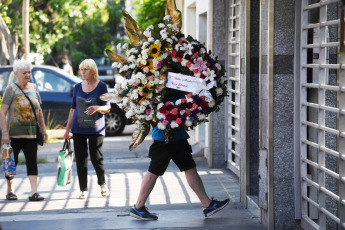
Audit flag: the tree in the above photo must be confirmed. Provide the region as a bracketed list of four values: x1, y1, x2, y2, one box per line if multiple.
[132, 0, 166, 36]
[0, 0, 125, 69]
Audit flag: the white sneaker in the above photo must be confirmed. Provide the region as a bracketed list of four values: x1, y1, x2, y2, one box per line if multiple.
[100, 184, 110, 197]
[79, 191, 88, 199]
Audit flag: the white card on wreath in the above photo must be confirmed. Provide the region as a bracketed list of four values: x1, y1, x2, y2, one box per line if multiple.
[166, 72, 204, 93]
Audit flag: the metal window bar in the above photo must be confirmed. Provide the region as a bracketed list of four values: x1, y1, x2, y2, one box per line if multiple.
[300, 0, 344, 229]
[227, 0, 241, 176]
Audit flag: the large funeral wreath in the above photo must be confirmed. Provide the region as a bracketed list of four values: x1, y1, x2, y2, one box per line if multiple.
[100, 0, 227, 150]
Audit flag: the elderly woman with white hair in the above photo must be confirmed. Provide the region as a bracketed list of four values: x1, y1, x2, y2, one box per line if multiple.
[0, 59, 48, 201]
[64, 59, 111, 199]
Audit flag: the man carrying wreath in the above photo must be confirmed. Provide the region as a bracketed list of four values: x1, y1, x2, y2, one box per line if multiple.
[129, 91, 229, 220]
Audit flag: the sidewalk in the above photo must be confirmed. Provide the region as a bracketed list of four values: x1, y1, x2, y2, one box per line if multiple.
[0, 127, 265, 230]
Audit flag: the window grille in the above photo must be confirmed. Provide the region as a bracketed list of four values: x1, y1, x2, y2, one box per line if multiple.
[300, 0, 345, 229]
[227, 0, 241, 176]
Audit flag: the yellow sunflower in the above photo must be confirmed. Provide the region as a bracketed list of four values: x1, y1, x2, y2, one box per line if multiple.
[149, 44, 161, 59]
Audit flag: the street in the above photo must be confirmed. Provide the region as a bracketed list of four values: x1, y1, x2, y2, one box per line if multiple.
[0, 125, 265, 230]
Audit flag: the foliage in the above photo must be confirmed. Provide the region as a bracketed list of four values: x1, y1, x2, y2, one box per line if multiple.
[132, 0, 166, 36]
[1, 0, 125, 70]
[18, 156, 47, 165]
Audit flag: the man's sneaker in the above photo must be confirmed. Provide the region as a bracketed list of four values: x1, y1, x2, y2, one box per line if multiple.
[130, 204, 158, 220]
[203, 197, 230, 217]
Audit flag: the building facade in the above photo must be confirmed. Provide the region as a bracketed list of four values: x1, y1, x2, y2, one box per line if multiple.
[178, 0, 345, 229]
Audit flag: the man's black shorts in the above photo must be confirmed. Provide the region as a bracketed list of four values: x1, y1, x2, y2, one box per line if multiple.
[148, 139, 196, 176]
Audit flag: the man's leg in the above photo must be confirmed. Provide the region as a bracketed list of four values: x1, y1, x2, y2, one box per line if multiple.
[135, 171, 158, 208]
[185, 167, 211, 207]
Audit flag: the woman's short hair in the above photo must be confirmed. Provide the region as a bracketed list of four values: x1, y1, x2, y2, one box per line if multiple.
[79, 59, 99, 80]
[13, 59, 33, 73]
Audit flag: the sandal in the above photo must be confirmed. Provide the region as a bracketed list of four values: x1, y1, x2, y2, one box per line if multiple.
[100, 184, 110, 197]
[28, 193, 44, 201]
[6, 192, 18, 200]
[79, 191, 88, 199]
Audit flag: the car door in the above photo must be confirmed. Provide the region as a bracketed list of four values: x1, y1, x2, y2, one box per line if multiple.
[31, 68, 74, 127]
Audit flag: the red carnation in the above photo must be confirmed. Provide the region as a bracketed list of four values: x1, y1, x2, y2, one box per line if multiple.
[177, 51, 184, 58]
[200, 74, 206, 79]
[172, 51, 177, 58]
[194, 52, 199, 57]
[176, 118, 182, 125]
[166, 113, 174, 121]
[159, 107, 167, 114]
[177, 58, 182, 62]
[193, 69, 199, 74]
[187, 102, 193, 108]
[186, 109, 192, 114]
[186, 61, 192, 68]
[194, 108, 200, 114]
[178, 40, 183, 45]
[200, 101, 208, 109]
[167, 104, 174, 111]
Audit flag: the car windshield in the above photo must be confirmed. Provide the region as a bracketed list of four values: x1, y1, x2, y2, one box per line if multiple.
[90, 56, 112, 66]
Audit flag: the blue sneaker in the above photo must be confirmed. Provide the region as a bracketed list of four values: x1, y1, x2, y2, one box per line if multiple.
[130, 204, 158, 220]
[203, 197, 230, 217]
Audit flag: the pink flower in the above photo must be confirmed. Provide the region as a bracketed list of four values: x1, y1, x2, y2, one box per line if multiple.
[176, 58, 182, 62]
[186, 61, 192, 68]
[148, 75, 154, 81]
[172, 108, 179, 115]
[193, 69, 199, 74]
[185, 109, 191, 115]
[143, 67, 149, 73]
[178, 40, 183, 45]
[133, 81, 138, 86]
[192, 104, 198, 110]
[162, 120, 169, 126]
[176, 118, 182, 124]
[165, 101, 171, 106]
[193, 57, 207, 72]
[181, 98, 187, 103]
[157, 61, 162, 69]
[139, 91, 144, 96]
[146, 109, 152, 115]
[187, 93, 192, 98]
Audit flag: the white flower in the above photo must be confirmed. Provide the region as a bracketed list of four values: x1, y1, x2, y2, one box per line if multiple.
[141, 59, 147, 65]
[142, 42, 150, 48]
[185, 120, 192, 127]
[181, 59, 188, 67]
[154, 71, 160, 77]
[154, 77, 160, 84]
[148, 81, 154, 87]
[197, 114, 206, 120]
[187, 98, 193, 103]
[125, 110, 134, 118]
[122, 43, 128, 50]
[216, 88, 223, 96]
[130, 64, 136, 69]
[200, 48, 206, 54]
[146, 114, 153, 121]
[112, 62, 118, 68]
[175, 99, 181, 105]
[158, 123, 166, 130]
[184, 43, 193, 55]
[157, 113, 166, 120]
[157, 103, 164, 109]
[170, 121, 179, 128]
[161, 33, 168, 40]
[148, 37, 154, 42]
[116, 43, 122, 50]
[147, 25, 154, 30]
[128, 55, 136, 62]
[166, 38, 173, 44]
[215, 63, 222, 70]
[202, 69, 216, 81]
[141, 78, 148, 85]
[208, 100, 215, 108]
[158, 23, 165, 28]
[171, 36, 178, 41]
[142, 54, 148, 60]
[154, 40, 161, 46]
[174, 44, 181, 50]
[163, 15, 171, 21]
[180, 110, 185, 115]
[143, 30, 152, 38]
[152, 59, 158, 68]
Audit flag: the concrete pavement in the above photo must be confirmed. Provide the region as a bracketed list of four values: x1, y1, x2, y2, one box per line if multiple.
[0, 126, 265, 230]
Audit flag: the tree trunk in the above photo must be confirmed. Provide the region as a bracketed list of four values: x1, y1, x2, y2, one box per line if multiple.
[22, 0, 30, 60]
[0, 15, 17, 65]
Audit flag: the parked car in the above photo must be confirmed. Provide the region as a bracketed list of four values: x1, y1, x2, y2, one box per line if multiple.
[0, 65, 127, 136]
[87, 54, 125, 88]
